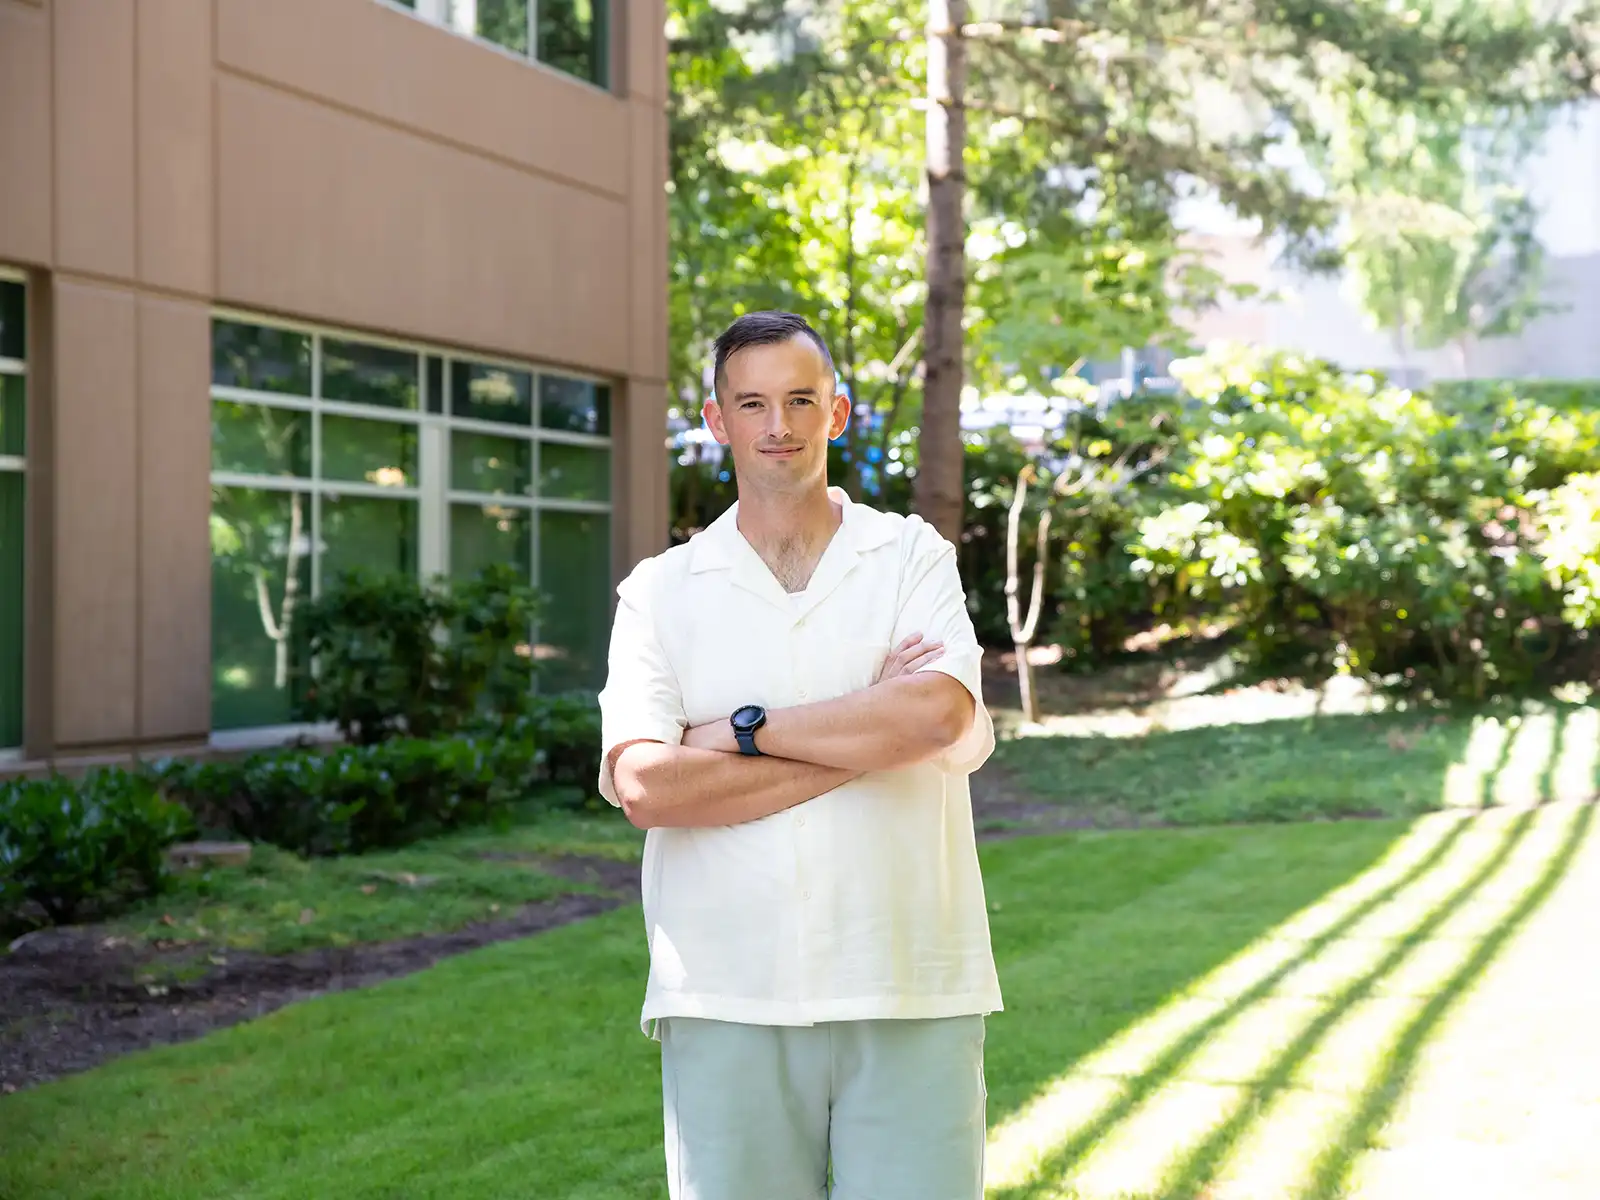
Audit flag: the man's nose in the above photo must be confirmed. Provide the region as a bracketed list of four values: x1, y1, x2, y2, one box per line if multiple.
[765, 406, 793, 439]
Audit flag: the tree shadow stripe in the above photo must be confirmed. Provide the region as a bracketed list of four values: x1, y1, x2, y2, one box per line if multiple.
[1298, 800, 1596, 1200]
[985, 814, 1478, 1198]
[1147, 808, 1541, 1199]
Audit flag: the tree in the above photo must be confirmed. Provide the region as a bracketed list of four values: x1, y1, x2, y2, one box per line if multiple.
[919, 0, 968, 543]
[923, 0, 1598, 528]
[1338, 101, 1560, 373]
[666, 0, 930, 504]
[665, 0, 1598, 529]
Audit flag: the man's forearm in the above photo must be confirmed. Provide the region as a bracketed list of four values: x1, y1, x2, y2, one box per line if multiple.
[688, 675, 974, 773]
[611, 741, 858, 829]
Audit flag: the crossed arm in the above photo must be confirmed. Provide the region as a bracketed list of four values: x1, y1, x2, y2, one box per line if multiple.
[609, 636, 976, 830]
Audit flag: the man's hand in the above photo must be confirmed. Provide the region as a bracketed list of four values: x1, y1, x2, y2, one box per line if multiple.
[875, 633, 944, 683]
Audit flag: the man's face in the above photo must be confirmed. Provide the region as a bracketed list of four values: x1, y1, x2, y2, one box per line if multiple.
[705, 336, 851, 492]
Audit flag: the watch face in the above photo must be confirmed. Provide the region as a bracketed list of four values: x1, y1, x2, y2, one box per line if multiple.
[732, 705, 764, 730]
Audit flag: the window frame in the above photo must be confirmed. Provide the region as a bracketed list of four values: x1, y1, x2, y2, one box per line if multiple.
[0, 265, 27, 760]
[376, 0, 612, 92]
[209, 308, 616, 735]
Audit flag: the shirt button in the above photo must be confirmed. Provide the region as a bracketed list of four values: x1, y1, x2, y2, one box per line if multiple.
[794, 814, 806, 827]
[801, 889, 812, 901]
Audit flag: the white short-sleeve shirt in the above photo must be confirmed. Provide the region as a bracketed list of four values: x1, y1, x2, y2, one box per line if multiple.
[598, 488, 1004, 1035]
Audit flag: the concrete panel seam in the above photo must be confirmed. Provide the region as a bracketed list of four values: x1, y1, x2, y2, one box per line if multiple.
[45, 268, 210, 306]
[216, 62, 630, 203]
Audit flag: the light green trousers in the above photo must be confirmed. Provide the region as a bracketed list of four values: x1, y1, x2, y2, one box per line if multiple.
[659, 1015, 988, 1200]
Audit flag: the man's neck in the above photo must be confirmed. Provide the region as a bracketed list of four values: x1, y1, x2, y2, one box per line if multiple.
[736, 484, 838, 546]
[735, 484, 842, 592]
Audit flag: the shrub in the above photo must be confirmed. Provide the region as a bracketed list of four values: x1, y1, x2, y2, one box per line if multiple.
[296, 563, 541, 745]
[1129, 345, 1600, 696]
[493, 690, 603, 790]
[1535, 471, 1600, 631]
[0, 772, 195, 926]
[150, 736, 547, 858]
[1435, 378, 1600, 417]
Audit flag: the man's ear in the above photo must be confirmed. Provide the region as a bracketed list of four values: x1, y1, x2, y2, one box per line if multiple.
[703, 399, 730, 446]
[829, 390, 851, 440]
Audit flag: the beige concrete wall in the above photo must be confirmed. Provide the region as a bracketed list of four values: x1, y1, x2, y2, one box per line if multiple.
[0, 0, 668, 762]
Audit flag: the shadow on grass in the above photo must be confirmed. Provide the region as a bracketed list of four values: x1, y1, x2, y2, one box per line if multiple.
[983, 815, 1477, 1199]
[1300, 800, 1597, 1200]
[990, 700, 1599, 828]
[983, 704, 1595, 1199]
[1151, 808, 1545, 1198]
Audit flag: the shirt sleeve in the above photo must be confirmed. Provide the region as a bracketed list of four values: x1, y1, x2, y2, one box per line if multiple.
[595, 559, 687, 807]
[892, 521, 996, 775]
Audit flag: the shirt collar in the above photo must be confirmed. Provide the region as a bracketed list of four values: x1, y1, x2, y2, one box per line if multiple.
[688, 486, 900, 615]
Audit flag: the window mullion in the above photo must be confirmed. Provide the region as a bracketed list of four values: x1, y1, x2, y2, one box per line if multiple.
[310, 334, 323, 597]
[419, 420, 449, 581]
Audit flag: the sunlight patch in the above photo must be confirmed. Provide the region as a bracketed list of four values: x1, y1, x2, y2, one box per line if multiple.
[1551, 706, 1600, 803]
[1441, 717, 1510, 807]
[983, 807, 1589, 1199]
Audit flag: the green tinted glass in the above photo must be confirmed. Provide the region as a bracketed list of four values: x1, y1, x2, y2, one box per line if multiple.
[321, 414, 417, 488]
[451, 503, 532, 582]
[0, 281, 24, 361]
[539, 442, 610, 501]
[0, 472, 22, 747]
[210, 486, 313, 730]
[452, 361, 533, 426]
[537, 509, 611, 690]
[322, 339, 418, 410]
[538, 0, 608, 85]
[212, 321, 312, 396]
[0, 374, 23, 457]
[539, 375, 610, 435]
[474, 0, 529, 53]
[451, 431, 532, 496]
[211, 400, 310, 477]
[319, 493, 419, 585]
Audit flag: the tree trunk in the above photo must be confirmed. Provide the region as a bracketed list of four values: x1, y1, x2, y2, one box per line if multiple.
[916, 0, 967, 546]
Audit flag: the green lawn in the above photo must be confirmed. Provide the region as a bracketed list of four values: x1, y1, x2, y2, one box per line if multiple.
[107, 806, 644, 956]
[990, 702, 1600, 826]
[7, 803, 1594, 1199]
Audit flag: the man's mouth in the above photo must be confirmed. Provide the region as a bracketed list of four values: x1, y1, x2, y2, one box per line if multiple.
[760, 446, 802, 458]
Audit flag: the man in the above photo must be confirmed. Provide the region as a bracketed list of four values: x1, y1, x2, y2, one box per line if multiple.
[597, 310, 1002, 1200]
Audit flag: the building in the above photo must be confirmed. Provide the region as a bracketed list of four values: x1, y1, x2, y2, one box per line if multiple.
[1182, 104, 1600, 385]
[0, 0, 670, 768]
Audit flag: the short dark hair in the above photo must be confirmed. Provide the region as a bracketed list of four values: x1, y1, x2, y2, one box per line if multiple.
[712, 311, 836, 400]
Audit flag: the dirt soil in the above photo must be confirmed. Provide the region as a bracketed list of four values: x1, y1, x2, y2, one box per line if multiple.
[0, 765, 1092, 1095]
[0, 855, 640, 1094]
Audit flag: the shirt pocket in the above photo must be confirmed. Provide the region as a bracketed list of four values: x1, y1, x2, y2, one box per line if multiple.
[818, 636, 893, 697]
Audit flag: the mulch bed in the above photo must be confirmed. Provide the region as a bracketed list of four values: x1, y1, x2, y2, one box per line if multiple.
[0, 776, 1089, 1096]
[0, 855, 640, 1094]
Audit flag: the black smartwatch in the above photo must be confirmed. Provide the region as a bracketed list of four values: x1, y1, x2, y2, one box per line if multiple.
[730, 704, 767, 756]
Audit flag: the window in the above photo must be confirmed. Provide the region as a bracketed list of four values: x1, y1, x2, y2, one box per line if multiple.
[210, 314, 614, 731]
[0, 272, 24, 754]
[391, 0, 609, 88]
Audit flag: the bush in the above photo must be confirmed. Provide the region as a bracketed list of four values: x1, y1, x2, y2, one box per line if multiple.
[1129, 346, 1600, 696]
[297, 564, 542, 745]
[150, 736, 547, 859]
[492, 690, 603, 789]
[0, 772, 195, 926]
[1435, 378, 1600, 417]
[1535, 471, 1600, 632]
